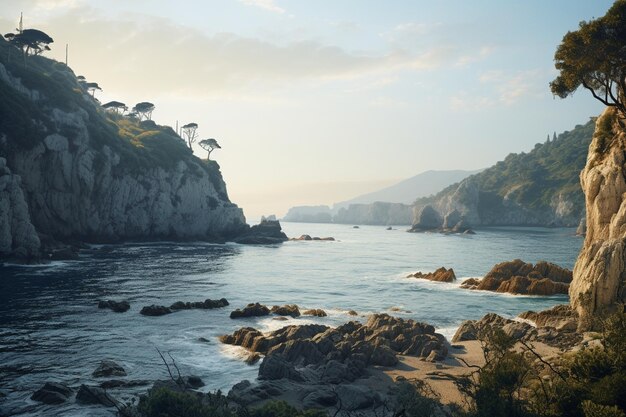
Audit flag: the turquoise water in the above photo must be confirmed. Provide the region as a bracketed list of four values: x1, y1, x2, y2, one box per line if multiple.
[0, 223, 581, 416]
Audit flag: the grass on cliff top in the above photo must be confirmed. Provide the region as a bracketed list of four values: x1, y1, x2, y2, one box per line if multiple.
[0, 37, 212, 176]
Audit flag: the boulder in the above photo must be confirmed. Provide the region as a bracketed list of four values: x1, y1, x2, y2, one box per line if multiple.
[140, 305, 172, 316]
[302, 308, 327, 317]
[75, 385, 117, 407]
[92, 360, 126, 377]
[258, 355, 303, 381]
[408, 267, 456, 282]
[230, 303, 270, 319]
[460, 259, 572, 295]
[335, 385, 381, 411]
[98, 300, 130, 313]
[232, 220, 288, 245]
[302, 388, 338, 408]
[270, 304, 300, 317]
[31, 382, 73, 404]
[452, 321, 477, 342]
[184, 376, 205, 389]
[518, 305, 578, 331]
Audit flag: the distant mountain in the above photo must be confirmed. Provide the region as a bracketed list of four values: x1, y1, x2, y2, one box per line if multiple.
[411, 119, 595, 230]
[334, 169, 482, 209]
[283, 170, 480, 225]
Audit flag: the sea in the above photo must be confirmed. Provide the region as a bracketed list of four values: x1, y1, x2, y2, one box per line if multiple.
[0, 222, 582, 416]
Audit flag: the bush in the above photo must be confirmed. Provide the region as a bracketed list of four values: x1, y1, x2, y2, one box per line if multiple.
[137, 388, 233, 417]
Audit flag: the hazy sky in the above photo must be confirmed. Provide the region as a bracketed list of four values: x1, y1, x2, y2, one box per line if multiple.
[0, 0, 612, 219]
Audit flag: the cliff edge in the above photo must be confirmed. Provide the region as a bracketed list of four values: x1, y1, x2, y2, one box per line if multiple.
[571, 108, 626, 329]
[0, 40, 246, 259]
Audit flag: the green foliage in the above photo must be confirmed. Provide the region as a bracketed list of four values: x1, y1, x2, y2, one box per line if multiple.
[550, 0, 626, 116]
[138, 388, 233, 417]
[392, 379, 441, 417]
[137, 388, 325, 417]
[416, 120, 594, 219]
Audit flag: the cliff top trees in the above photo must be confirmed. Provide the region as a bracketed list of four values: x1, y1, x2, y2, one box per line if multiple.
[132, 102, 155, 121]
[181, 122, 198, 149]
[5, 28, 53, 56]
[199, 138, 221, 160]
[550, 0, 626, 117]
[102, 101, 127, 114]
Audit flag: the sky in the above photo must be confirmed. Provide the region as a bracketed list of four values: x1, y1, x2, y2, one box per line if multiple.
[0, 0, 613, 219]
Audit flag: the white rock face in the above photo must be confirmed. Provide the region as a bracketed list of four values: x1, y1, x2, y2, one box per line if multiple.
[571, 108, 626, 329]
[0, 157, 40, 258]
[0, 63, 246, 256]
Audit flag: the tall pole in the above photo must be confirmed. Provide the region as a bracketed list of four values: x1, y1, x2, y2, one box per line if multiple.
[18, 12, 23, 33]
[65, 44, 68, 66]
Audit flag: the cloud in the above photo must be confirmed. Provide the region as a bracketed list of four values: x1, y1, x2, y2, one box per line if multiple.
[455, 45, 494, 67]
[239, 0, 285, 14]
[23, 8, 458, 100]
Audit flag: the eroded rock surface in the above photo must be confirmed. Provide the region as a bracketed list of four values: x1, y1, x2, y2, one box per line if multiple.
[407, 267, 456, 282]
[460, 259, 572, 295]
[570, 108, 626, 329]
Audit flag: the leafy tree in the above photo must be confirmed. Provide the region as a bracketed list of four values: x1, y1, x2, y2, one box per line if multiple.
[102, 101, 128, 114]
[132, 102, 155, 121]
[85, 82, 101, 98]
[550, 0, 626, 117]
[181, 122, 198, 149]
[199, 138, 221, 160]
[7, 29, 53, 55]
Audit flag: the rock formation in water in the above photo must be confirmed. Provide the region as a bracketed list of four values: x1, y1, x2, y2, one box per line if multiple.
[410, 120, 594, 231]
[407, 267, 456, 282]
[460, 259, 572, 296]
[0, 39, 247, 259]
[570, 108, 626, 330]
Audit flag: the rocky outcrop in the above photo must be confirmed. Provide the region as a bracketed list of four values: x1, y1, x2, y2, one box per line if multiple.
[452, 311, 582, 348]
[408, 205, 474, 234]
[270, 304, 301, 317]
[0, 157, 40, 259]
[224, 314, 446, 411]
[230, 303, 271, 319]
[232, 220, 288, 244]
[0, 60, 247, 259]
[92, 360, 126, 378]
[303, 309, 327, 317]
[460, 259, 572, 295]
[571, 108, 626, 330]
[518, 305, 578, 332]
[407, 267, 456, 282]
[290, 234, 335, 241]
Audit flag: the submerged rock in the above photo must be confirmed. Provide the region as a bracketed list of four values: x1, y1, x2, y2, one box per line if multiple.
[97, 300, 130, 313]
[92, 360, 126, 378]
[140, 305, 172, 316]
[31, 382, 73, 405]
[407, 267, 456, 282]
[76, 385, 117, 407]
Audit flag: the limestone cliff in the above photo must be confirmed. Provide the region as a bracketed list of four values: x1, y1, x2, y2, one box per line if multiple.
[0, 43, 246, 259]
[571, 108, 626, 329]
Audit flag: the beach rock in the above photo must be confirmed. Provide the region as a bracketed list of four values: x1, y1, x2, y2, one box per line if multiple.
[230, 303, 271, 319]
[140, 305, 172, 316]
[258, 355, 304, 381]
[92, 360, 126, 377]
[408, 267, 456, 282]
[452, 313, 535, 342]
[302, 308, 327, 317]
[451, 321, 478, 343]
[335, 385, 381, 411]
[347, 310, 358, 316]
[302, 388, 338, 408]
[97, 300, 130, 313]
[460, 259, 572, 295]
[271, 304, 300, 317]
[518, 305, 578, 331]
[31, 382, 73, 404]
[75, 385, 117, 407]
[170, 298, 229, 310]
